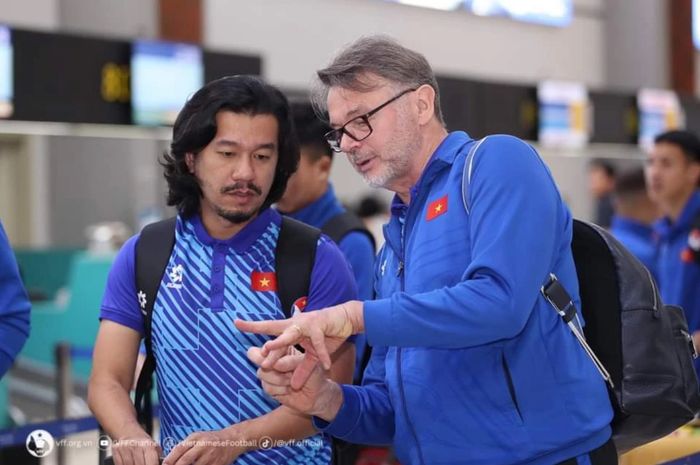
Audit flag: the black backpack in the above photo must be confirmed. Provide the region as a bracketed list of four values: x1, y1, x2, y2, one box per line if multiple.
[464, 138, 700, 453]
[132, 216, 320, 435]
[321, 210, 376, 252]
[542, 220, 700, 452]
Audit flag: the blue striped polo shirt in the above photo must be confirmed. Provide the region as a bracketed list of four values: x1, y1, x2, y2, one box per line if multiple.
[100, 208, 358, 464]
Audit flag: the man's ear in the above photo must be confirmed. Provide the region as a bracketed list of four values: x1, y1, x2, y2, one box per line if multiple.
[689, 160, 700, 187]
[415, 84, 436, 126]
[185, 153, 195, 173]
[311, 155, 332, 181]
[316, 155, 333, 176]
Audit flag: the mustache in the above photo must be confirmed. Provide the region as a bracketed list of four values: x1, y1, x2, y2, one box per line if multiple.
[347, 152, 364, 166]
[221, 182, 262, 195]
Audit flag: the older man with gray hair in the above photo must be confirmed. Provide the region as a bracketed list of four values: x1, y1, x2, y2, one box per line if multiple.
[238, 36, 616, 465]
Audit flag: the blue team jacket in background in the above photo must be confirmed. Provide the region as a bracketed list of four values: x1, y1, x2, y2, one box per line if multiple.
[316, 132, 613, 465]
[610, 215, 657, 278]
[286, 184, 375, 303]
[654, 190, 700, 375]
[0, 221, 31, 378]
[283, 183, 376, 381]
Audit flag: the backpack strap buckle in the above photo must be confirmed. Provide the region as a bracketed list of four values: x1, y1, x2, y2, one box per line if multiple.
[541, 273, 615, 389]
[541, 273, 578, 326]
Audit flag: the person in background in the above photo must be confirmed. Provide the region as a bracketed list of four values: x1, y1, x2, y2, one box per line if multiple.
[354, 194, 389, 249]
[0, 219, 30, 379]
[646, 130, 700, 372]
[276, 102, 378, 465]
[237, 35, 616, 465]
[276, 102, 376, 386]
[609, 167, 659, 275]
[589, 158, 617, 228]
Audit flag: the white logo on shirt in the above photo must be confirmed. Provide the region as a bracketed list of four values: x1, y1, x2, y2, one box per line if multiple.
[689, 229, 700, 252]
[137, 290, 147, 314]
[166, 264, 184, 289]
[380, 259, 387, 276]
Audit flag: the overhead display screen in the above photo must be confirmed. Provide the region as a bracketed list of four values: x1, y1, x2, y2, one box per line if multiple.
[0, 26, 13, 118]
[11, 29, 131, 124]
[637, 88, 685, 152]
[466, 0, 572, 26]
[384, 0, 572, 26]
[538, 80, 590, 149]
[694, 0, 700, 49]
[131, 40, 203, 126]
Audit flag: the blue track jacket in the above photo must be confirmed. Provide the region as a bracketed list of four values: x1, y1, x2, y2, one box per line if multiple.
[654, 190, 700, 376]
[0, 221, 30, 378]
[315, 132, 613, 465]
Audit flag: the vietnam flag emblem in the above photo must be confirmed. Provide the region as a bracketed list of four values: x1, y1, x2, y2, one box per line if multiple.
[251, 271, 277, 291]
[681, 248, 694, 263]
[293, 296, 308, 315]
[426, 195, 448, 221]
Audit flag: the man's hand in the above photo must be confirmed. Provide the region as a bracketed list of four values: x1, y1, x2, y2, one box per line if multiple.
[234, 300, 364, 388]
[162, 428, 250, 465]
[111, 428, 162, 465]
[247, 347, 344, 422]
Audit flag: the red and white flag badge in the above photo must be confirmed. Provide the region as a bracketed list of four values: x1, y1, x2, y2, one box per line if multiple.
[681, 248, 695, 263]
[689, 229, 700, 252]
[251, 271, 277, 291]
[682, 229, 700, 263]
[292, 296, 308, 315]
[426, 195, 448, 221]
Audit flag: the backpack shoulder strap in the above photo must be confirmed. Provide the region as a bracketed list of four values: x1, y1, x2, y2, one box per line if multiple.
[321, 210, 376, 251]
[135, 217, 177, 317]
[276, 217, 321, 318]
[133, 216, 176, 436]
[461, 137, 488, 215]
[458, 140, 613, 388]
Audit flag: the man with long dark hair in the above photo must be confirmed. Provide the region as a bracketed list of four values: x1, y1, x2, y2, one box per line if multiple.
[88, 76, 356, 465]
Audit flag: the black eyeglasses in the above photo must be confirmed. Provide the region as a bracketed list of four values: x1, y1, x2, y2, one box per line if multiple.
[324, 87, 418, 152]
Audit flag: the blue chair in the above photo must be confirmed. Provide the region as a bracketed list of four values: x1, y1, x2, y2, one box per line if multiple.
[18, 251, 115, 380]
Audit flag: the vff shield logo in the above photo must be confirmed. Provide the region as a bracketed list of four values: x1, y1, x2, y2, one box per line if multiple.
[166, 264, 184, 289]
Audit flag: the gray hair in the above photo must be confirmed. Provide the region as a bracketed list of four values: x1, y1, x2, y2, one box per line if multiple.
[311, 35, 445, 126]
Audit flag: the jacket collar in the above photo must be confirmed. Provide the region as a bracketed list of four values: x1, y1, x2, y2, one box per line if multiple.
[282, 183, 343, 229]
[654, 190, 700, 239]
[191, 208, 281, 253]
[384, 131, 473, 255]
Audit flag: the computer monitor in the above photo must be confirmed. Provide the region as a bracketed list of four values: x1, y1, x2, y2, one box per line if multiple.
[694, 0, 700, 49]
[383, 0, 572, 26]
[465, 0, 572, 27]
[131, 40, 203, 126]
[0, 26, 13, 119]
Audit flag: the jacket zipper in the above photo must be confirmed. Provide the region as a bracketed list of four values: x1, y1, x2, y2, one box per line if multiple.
[395, 205, 428, 465]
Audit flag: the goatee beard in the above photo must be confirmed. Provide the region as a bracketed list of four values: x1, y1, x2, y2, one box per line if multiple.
[215, 207, 257, 224]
